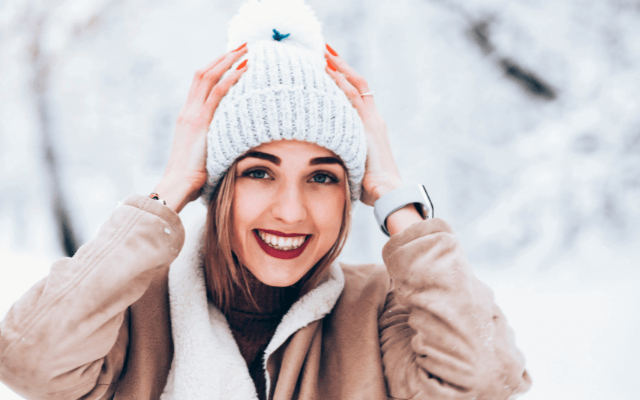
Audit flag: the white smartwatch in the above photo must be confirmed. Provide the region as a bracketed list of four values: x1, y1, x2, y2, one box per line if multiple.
[373, 184, 434, 237]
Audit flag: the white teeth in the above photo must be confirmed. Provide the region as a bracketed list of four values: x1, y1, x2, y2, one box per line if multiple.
[257, 230, 307, 251]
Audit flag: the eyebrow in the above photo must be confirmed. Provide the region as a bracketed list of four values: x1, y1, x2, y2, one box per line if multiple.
[238, 151, 281, 166]
[309, 157, 344, 167]
[237, 152, 344, 167]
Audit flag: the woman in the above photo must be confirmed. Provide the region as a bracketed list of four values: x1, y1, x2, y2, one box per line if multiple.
[0, 0, 531, 399]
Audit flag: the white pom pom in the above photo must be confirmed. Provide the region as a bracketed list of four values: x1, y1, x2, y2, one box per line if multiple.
[227, 0, 324, 54]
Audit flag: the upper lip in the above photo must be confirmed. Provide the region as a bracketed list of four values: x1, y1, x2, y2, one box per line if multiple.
[257, 229, 310, 237]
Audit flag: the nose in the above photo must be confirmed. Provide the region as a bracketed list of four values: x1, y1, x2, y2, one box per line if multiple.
[271, 181, 307, 225]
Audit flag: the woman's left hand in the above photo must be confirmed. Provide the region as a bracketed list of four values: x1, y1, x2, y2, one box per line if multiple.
[324, 45, 403, 207]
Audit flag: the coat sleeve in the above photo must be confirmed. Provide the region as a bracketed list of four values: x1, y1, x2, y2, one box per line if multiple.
[0, 194, 185, 400]
[378, 218, 531, 400]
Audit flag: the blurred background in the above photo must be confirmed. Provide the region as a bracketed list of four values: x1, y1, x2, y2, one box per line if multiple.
[1, 0, 639, 398]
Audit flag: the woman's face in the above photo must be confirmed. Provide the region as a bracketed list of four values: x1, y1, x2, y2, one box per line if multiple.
[232, 140, 347, 287]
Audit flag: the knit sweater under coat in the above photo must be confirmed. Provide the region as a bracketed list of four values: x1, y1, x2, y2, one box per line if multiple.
[225, 273, 301, 399]
[0, 194, 532, 400]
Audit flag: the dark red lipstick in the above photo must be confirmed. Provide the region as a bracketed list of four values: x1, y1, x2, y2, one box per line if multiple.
[253, 230, 312, 260]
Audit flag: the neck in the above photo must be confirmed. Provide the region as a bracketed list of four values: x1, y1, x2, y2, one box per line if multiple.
[229, 268, 302, 315]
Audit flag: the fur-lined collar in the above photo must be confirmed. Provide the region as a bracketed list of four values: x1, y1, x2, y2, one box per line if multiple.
[160, 217, 345, 400]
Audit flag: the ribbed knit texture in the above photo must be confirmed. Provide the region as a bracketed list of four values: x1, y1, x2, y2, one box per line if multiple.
[203, 39, 367, 203]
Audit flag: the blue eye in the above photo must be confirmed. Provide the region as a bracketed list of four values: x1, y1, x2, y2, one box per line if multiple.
[312, 173, 336, 184]
[245, 169, 269, 179]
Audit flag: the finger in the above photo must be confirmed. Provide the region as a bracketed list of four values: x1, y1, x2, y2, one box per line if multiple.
[192, 46, 248, 106]
[186, 44, 247, 104]
[325, 64, 368, 116]
[185, 53, 228, 104]
[324, 50, 371, 96]
[325, 51, 376, 109]
[202, 61, 248, 122]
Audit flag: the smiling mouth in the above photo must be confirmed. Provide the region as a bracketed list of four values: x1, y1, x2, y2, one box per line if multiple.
[253, 229, 312, 260]
[256, 229, 309, 251]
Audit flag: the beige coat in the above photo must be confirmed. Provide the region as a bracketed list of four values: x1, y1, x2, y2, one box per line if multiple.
[0, 195, 531, 399]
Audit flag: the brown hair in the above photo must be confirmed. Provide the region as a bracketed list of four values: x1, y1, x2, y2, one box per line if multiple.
[203, 160, 352, 313]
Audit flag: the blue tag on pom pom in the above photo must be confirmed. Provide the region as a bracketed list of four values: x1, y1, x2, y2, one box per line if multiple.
[272, 29, 290, 41]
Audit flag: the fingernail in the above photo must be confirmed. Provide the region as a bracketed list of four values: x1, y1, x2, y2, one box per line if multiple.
[326, 59, 337, 71]
[236, 59, 248, 70]
[326, 44, 338, 56]
[233, 43, 247, 52]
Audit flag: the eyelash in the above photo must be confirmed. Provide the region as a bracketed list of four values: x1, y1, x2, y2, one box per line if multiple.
[241, 168, 340, 185]
[311, 172, 339, 184]
[243, 168, 271, 180]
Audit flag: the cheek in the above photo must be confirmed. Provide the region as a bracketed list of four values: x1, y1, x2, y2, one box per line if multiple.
[231, 183, 267, 247]
[233, 186, 260, 224]
[309, 189, 345, 244]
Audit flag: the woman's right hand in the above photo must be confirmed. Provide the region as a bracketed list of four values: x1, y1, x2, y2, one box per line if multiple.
[154, 44, 248, 213]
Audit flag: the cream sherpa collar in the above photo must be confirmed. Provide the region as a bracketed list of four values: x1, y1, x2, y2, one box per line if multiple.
[160, 217, 345, 400]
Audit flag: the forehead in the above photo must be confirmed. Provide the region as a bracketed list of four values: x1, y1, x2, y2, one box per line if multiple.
[250, 140, 337, 160]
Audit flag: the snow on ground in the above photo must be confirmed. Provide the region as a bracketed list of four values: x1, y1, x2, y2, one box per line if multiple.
[2, 0, 640, 398]
[477, 245, 640, 400]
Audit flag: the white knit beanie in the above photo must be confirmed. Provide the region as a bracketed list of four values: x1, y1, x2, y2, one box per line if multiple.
[202, 0, 367, 203]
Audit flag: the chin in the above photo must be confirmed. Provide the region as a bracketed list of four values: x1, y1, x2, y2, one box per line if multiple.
[245, 261, 312, 287]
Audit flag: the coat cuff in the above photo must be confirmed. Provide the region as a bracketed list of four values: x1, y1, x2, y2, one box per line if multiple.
[119, 194, 185, 244]
[381, 218, 454, 277]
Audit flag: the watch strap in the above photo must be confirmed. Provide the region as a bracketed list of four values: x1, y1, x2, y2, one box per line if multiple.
[373, 184, 433, 236]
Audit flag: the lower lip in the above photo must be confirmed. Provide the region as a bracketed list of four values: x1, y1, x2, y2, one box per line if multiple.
[253, 230, 312, 260]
